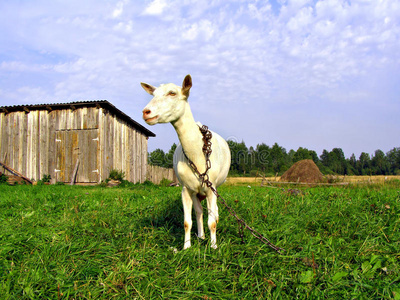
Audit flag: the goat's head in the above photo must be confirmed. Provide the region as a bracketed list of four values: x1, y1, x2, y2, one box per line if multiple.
[141, 75, 192, 125]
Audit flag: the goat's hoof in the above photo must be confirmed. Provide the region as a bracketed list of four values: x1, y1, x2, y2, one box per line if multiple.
[211, 243, 218, 250]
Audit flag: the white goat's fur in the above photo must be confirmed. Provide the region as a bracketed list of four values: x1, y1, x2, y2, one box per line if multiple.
[141, 75, 231, 249]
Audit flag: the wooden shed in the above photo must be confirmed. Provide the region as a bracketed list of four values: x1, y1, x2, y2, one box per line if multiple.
[0, 101, 155, 184]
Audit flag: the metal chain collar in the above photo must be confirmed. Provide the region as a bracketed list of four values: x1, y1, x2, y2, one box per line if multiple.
[183, 124, 285, 254]
[183, 125, 213, 188]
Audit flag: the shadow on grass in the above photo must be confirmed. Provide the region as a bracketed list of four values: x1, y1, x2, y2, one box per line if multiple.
[134, 192, 243, 249]
[135, 195, 185, 248]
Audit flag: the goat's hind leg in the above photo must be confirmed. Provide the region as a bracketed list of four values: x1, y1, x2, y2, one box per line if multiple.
[206, 190, 219, 249]
[193, 195, 205, 240]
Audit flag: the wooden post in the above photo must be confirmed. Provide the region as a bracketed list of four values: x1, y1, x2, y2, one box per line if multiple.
[70, 159, 80, 185]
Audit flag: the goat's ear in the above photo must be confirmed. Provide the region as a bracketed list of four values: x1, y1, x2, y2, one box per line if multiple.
[182, 75, 192, 97]
[141, 82, 156, 95]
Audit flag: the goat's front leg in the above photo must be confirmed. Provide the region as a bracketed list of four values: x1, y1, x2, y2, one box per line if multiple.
[207, 190, 219, 249]
[182, 186, 193, 249]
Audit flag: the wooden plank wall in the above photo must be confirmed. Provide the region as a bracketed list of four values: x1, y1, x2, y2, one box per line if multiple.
[98, 108, 148, 183]
[0, 106, 150, 183]
[55, 129, 99, 183]
[146, 165, 177, 184]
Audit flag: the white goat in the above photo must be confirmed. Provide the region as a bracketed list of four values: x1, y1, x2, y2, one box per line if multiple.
[141, 75, 231, 249]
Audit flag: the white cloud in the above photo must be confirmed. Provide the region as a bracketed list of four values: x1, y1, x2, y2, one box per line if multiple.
[182, 19, 215, 41]
[5, 86, 53, 105]
[0, 61, 54, 73]
[286, 6, 313, 32]
[248, 2, 272, 21]
[112, 1, 126, 18]
[113, 20, 133, 33]
[53, 58, 88, 73]
[143, 0, 168, 16]
[0, 0, 399, 155]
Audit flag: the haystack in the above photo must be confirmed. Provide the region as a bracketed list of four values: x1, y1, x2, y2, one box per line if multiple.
[281, 159, 323, 183]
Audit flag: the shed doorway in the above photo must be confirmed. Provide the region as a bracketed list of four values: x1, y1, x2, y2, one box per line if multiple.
[55, 129, 99, 183]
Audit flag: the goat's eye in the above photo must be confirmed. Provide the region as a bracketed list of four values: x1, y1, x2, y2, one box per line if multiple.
[167, 91, 176, 96]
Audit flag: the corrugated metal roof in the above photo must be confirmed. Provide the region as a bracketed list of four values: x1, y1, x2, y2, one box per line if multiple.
[0, 100, 156, 137]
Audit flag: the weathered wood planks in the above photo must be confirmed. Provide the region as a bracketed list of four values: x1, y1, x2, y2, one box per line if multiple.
[0, 102, 154, 184]
[146, 165, 177, 184]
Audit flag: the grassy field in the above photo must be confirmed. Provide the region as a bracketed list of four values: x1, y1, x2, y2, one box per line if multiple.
[1, 180, 400, 299]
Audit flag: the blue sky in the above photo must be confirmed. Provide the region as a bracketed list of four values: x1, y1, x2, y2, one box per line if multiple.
[1, 0, 399, 158]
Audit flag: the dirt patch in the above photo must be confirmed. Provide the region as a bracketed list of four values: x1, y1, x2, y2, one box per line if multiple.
[280, 159, 323, 183]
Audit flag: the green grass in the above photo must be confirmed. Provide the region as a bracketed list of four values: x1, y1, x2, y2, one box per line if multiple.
[0, 181, 399, 299]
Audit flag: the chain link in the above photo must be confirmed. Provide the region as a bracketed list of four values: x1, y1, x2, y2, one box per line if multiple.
[183, 125, 285, 254]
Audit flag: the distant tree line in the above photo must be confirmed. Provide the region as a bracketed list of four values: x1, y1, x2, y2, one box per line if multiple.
[148, 142, 400, 176]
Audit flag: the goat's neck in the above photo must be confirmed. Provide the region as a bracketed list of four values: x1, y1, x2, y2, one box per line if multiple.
[171, 103, 205, 165]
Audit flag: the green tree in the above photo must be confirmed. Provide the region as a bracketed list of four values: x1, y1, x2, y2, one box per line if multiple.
[270, 143, 288, 174]
[287, 149, 295, 165]
[357, 152, 371, 175]
[347, 153, 358, 175]
[319, 148, 349, 175]
[164, 143, 177, 168]
[248, 146, 257, 175]
[386, 147, 400, 175]
[237, 141, 250, 175]
[371, 149, 389, 175]
[293, 147, 319, 163]
[320, 150, 330, 167]
[255, 143, 271, 173]
[148, 149, 166, 167]
[228, 140, 250, 175]
[330, 148, 347, 174]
